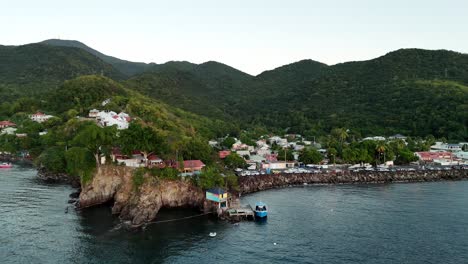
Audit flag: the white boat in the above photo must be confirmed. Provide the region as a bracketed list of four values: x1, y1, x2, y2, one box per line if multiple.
[209, 232, 217, 237]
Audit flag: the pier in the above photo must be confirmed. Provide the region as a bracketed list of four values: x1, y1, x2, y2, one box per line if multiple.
[226, 205, 255, 221]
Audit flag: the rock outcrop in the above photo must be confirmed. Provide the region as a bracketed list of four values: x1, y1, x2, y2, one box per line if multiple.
[239, 170, 468, 194]
[78, 166, 205, 227]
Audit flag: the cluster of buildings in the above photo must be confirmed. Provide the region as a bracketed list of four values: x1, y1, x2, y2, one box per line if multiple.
[213, 134, 322, 171]
[110, 148, 206, 176]
[416, 142, 468, 165]
[89, 109, 131, 130]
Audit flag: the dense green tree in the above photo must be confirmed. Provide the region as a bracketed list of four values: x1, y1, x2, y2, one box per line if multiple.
[278, 148, 294, 161]
[72, 123, 116, 166]
[222, 137, 236, 149]
[224, 153, 246, 169]
[65, 147, 96, 184]
[195, 166, 225, 190]
[36, 146, 66, 173]
[298, 148, 323, 164]
[119, 122, 165, 164]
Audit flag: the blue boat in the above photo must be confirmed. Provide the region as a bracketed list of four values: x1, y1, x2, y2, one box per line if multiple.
[254, 202, 268, 218]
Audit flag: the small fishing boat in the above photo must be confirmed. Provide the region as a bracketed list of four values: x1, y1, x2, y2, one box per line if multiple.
[209, 232, 217, 237]
[0, 162, 12, 168]
[254, 202, 268, 218]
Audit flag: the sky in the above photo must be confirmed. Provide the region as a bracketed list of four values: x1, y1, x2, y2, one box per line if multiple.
[1, 0, 467, 75]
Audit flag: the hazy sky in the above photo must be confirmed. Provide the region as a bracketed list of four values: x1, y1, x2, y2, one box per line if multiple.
[1, 0, 467, 75]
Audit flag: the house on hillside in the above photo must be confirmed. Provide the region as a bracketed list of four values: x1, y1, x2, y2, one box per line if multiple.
[0, 121, 16, 129]
[94, 110, 131, 130]
[29, 112, 54, 123]
[177, 160, 205, 174]
[88, 109, 100, 118]
[218, 150, 231, 159]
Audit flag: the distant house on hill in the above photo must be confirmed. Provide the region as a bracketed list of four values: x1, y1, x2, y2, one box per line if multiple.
[29, 112, 54, 123]
[90, 110, 131, 130]
[0, 121, 16, 129]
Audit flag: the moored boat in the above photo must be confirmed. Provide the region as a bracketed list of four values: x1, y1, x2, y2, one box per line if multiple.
[254, 202, 268, 218]
[0, 162, 12, 168]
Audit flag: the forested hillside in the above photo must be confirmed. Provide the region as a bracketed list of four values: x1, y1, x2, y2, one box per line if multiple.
[0, 43, 123, 101]
[0, 40, 467, 141]
[41, 39, 153, 76]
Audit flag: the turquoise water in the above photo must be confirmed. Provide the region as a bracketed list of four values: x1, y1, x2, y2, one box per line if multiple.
[1, 166, 468, 263]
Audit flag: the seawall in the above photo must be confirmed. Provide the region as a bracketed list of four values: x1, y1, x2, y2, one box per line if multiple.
[239, 170, 468, 194]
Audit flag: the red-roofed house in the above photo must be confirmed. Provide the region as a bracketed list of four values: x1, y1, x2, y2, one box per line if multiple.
[219, 150, 231, 159]
[176, 160, 205, 174]
[148, 154, 163, 165]
[0, 121, 16, 129]
[415, 152, 453, 162]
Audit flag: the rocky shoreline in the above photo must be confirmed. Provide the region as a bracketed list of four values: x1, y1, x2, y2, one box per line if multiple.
[77, 166, 210, 227]
[37, 167, 81, 187]
[239, 169, 468, 194]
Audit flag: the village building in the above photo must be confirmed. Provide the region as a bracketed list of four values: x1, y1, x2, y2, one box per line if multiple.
[90, 110, 131, 130]
[1, 127, 17, 135]
[29, 112, 54, 123]
[261, 161, 295, 170]
[363, 136, 386, 141]
[430, 142, 462, 152]
[208, 140, 219, 148]
[205, 188, 228, 209]
[236, 150, 250, 159]
[0, 121, 16, 129]
[218, 150, 231, 159]
[88, 109, 100, 118]
[454, 152, 468, 162]
[177, 160, 205, 175]
[415, 151, 454, 163]
[389, 134, 407, 140]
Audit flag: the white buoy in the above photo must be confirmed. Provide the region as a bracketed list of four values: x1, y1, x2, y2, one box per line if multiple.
[274, 242, 277, 245]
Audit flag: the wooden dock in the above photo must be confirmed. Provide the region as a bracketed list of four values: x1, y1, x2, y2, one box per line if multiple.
[225, 204, 255, 221]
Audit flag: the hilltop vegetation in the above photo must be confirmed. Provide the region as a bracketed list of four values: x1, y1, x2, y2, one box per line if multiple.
[41, 39, 153, 76]
[0, 44, 123, 102]
[0, 40, 467, 141]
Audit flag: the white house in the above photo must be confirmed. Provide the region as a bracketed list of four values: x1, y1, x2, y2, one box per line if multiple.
[430, 142, 461, 152]
[89, 109, 100, 118]
[96, 110, 131, 130]
[29, 112, 54, 123]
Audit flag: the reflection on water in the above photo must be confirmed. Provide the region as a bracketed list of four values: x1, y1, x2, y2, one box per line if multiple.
[1, 166, 468, 264]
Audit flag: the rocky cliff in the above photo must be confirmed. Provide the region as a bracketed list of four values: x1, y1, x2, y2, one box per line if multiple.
[239, 170, 468, 194]
[78, 166, 205, 227]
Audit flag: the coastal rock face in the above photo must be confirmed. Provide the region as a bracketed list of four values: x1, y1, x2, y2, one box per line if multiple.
[78, 166, 205, 226]
[239, 170, 468, 194]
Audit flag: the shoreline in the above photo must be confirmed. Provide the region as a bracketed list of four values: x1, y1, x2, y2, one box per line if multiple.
[238, 169, 468, 194]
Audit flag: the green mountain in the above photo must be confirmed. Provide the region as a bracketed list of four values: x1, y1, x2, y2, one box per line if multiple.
[127, 49, 468, 140]
[0, 39, 466, 140]
[126, 60, 253, 119]
[41, 39, 153, 76]
[243, 49, 468, 139]
[0, 43, 123, 101]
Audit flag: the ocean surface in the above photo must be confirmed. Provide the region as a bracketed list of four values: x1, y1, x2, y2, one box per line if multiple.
[1, 165, 468, 264]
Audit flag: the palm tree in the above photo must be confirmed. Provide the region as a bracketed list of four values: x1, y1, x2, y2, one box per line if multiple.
[375, 142, 386, 165]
